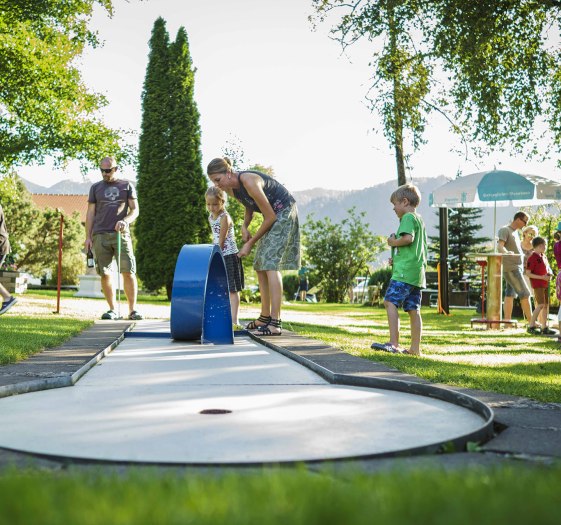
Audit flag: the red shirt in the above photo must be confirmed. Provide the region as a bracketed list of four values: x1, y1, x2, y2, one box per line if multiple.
[526, 252, 551, 289]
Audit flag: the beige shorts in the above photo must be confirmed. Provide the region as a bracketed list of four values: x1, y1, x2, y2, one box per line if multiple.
[533, 287, 548, 306]
[92, 232, 136, 275]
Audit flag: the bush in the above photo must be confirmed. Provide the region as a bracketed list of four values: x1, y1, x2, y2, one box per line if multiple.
[283, 273, 299, 300]
[369, 266, 392, 295]
[240, 288, 260, 303]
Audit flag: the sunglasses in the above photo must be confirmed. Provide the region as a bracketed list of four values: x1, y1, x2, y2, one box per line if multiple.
[100, 168, 115, 174]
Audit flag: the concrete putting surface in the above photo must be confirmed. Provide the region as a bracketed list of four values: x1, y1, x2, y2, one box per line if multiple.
[0, 321, 486, 464]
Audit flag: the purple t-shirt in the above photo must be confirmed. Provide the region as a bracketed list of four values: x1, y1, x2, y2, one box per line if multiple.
[554, 240, 561, 270]
[88, 179, 137, 234]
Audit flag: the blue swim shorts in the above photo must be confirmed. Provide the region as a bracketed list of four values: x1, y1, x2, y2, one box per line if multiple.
[384, 279, 422, 311]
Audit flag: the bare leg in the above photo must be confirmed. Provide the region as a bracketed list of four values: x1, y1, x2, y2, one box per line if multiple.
[100, 274, 115, 311]
[408, 309, 422, 355]
[520, 297, 532, 323]
[249, 270, 271, 328]
[529, 304, 543, 327]
[267, 270, 283, 333]
[384, 300, 400, 347]
[539, 298, 549, 328]
[121, 272, 138, 314]
[0, 283, 11, 301]
[503, 296, 514, 320]
[229, 291, 240, 325]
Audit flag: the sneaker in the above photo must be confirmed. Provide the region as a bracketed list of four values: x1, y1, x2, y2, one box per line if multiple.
[541, 327, 558, 336]
[0, 296, 17, 315]
[371, 342, 401, 354]
[128, 310, 143, 320]
[527, 326, 541, 335]
[101, 310, 117, 320]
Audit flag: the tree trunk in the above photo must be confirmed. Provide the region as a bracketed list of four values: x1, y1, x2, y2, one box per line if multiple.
[394, 123, 407, 187]
[388, 3, 407, 187]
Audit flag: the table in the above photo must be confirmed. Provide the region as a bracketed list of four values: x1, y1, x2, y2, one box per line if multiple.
[468, 253, 520, 329]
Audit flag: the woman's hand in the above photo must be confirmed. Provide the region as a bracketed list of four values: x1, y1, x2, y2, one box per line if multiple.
[237, 243, 252, 258]
[241, 224, 251, 242]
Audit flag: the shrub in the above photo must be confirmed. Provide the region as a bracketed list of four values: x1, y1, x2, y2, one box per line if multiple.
[283, 273, 299, 300]
[240, 288, 260, 303]
[369, 265, 392, 295]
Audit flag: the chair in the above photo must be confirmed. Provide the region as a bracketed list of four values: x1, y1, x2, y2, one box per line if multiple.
[367, 285, 381, 306]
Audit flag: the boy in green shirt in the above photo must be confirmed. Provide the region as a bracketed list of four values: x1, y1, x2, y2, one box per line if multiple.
[371, 184, 427, 355]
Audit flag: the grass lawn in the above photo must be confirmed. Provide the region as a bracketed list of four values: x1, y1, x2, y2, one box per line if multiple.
[0, 466, 559, 524]
[28, 289, 171, 304]
[280, 304, 561, 403]
[0, 315, 92, 365]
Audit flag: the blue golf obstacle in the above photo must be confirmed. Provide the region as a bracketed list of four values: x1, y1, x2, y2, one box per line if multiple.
[170, 244, 234, 344]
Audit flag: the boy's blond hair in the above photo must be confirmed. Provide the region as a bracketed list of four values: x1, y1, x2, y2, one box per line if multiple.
[390, 183, 421, 207]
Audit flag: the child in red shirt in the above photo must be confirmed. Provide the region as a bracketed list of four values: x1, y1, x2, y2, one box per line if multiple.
[526, 236, 554, 335]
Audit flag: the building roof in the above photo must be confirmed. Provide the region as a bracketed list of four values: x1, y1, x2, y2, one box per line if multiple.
[31, 194, 89, 223]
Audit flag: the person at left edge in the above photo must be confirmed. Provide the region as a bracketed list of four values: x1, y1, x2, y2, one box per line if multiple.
[84, 156, 143, 320]
[0, 204, 17, 315]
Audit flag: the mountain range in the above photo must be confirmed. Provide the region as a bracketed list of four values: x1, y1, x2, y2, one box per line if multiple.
[21, 176, 517, 242]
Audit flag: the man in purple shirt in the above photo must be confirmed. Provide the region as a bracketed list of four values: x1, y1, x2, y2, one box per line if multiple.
[84, 157, 142, 320]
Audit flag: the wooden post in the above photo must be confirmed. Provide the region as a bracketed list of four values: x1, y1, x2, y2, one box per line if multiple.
[438, 207, 450, 314]
[486, 254, 503, 329]
[55, 212, 64, 314]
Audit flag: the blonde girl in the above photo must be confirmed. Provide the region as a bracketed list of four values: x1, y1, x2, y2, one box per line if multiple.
[205, 186, 244, 326]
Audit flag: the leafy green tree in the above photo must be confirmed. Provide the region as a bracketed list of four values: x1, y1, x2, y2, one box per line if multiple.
[311, 1, 432, 186]
[520, 204, 561, 305]
[21, 209, 85, 285]
[303, 207, 385, 303]
[136, 20, 209, 298]
[0, 173, 84, 283]
[136, 17, 171, 294]
[428, 208, 491, 280]
[0, 173, 38, 262]
[312, 1, 561, 174]
[0, 0, 132, 172]
[430, 1, 557, 155]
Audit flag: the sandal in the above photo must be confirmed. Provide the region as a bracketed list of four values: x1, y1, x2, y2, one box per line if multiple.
[246, 315, 271, 330]
[256, 318, 282, 336]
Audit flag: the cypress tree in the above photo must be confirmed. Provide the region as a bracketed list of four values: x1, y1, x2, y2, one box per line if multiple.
[136, 20, 209, 297]
[136, 17, 171, 293]
[429, 208, 491, 280]
[167, 25, 209, 252]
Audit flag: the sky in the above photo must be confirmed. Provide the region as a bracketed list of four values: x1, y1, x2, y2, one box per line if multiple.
[18, 0, 561, 192]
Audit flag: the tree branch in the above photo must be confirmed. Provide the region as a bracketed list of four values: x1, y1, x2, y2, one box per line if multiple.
[421, 98, 470, 161]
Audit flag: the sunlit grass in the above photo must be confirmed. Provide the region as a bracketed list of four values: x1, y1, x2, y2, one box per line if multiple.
[0, 316, 93, 365]
[283, 306, 561, 403]
[26, 290, 171, 304]
[0, 466, 559, 525]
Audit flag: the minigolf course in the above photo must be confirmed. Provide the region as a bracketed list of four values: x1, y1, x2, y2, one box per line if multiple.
[0, 244, 493, 465]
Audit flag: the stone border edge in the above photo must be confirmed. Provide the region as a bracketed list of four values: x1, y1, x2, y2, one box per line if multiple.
[249, 331, 495, 460]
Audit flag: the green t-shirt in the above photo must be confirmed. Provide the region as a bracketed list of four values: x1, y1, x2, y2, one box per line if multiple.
[391, 212, 427, 288]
